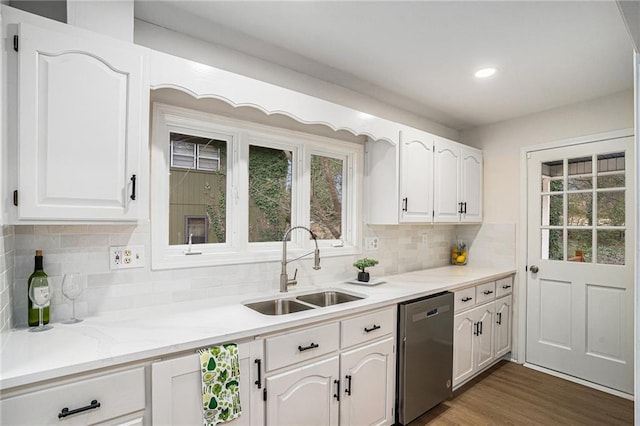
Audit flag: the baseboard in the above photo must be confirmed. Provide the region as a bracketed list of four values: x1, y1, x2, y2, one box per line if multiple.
[523, 363, 634, 401]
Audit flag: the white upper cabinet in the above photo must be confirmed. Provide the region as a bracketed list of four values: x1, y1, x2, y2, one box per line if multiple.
[434, 137, 483, 223]
[6, 13, 148, 222]
[399, 128, 434, 223]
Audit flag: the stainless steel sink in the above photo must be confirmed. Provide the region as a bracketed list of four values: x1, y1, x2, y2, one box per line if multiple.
[244, 298, 314, 315]
[296, 291, 363, 307]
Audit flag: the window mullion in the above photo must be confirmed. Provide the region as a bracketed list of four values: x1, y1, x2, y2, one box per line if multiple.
[235, 132, 249, 250]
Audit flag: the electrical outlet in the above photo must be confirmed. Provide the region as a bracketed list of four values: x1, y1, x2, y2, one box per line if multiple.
[365, 237, 379, 251]
[110, 245, 145, 269]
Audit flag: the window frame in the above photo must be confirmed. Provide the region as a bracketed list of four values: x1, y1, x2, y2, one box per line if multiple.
[151, 103, 363, 270]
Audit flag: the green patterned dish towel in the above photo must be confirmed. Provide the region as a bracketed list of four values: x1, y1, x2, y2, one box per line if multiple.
[198, 344, 241, 425]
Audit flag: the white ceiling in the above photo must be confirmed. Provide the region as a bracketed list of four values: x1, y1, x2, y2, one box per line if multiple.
[134, 1, 634, 131]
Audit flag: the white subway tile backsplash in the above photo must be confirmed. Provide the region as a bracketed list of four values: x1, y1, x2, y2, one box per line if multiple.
[5, 222, 515, 327]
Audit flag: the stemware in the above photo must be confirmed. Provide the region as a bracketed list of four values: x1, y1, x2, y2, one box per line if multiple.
[28, 276, 53, 332]
[62, 273, 84, 324]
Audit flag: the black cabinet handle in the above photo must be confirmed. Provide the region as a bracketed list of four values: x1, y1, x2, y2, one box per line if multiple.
[458, 202, 463, 214]
[463, 202, 467, 214]
[298, 343, 319, 352]
[130, 174, 137, 201]
[402, 197, 408, 212]
[345, 375, 352, 396]
[364, 324, 381, 333]
[479, 321, 483, 335]
[473, 322, 479, 336]
[502, 284, 512, 289]
[334, 379, 340, 401]
[58, 400, 101, 419]
[254, 359, 262, 389]
[483, 290, 494, 295]
[497, 312, 502, 325]
[461, 297, 473, 302]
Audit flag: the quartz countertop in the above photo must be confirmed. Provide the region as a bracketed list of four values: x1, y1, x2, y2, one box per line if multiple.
[0, 265, 515, 391]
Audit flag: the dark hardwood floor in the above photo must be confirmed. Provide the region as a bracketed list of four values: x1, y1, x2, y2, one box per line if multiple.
[409, 361, 634, 426]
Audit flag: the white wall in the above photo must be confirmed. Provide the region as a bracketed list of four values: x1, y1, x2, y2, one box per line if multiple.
[460, 89, 633, 224]
[0, 226, 14, 341]
[133, 20, 460, 141]
[459, 89, 634, 362]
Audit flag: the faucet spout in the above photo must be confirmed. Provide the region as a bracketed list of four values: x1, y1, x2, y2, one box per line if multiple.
[280, 226, 321, 292]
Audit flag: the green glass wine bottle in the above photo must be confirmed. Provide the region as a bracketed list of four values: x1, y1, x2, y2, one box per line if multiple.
[27, 250, 49, 326]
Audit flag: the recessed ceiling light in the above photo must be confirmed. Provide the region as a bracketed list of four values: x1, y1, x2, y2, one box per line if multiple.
[474, 67, 497, 79]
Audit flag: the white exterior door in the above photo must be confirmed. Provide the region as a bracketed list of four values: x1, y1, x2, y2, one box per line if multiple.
[340, 337, 395, 426]
[16, 22, 146, 221]
[265, 356, 339, 426]
[526, 136, 634, 394]
[151, 340, 264, 426]
[399, 129, 433, 222]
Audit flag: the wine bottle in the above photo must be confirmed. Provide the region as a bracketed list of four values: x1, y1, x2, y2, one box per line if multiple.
[27, 250, 49, 326]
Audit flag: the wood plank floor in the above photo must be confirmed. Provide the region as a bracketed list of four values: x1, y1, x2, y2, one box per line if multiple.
[409, 361, 633, 426]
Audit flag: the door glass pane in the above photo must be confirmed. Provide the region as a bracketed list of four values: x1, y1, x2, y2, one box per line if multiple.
[541, 194, 563, 226]
[597, 230, 625, 265]
[248, 145, 292, 242]
[567, 229, 592, 262]
[567, 157, 593, 191]
[541, 160, 563, 192]
[169, 133, 227, 245]
[310, 155, 343, 239]
[597, 153, 625, 189]
[541, 229, 563, 261]
[567, 193, 592, 226]
[597, 191, 625, 226]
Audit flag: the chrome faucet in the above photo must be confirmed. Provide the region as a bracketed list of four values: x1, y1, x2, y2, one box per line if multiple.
[280, 226, 321, 292]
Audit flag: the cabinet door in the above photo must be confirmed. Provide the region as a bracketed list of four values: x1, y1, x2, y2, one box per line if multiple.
[16, 22, 147, 221]
[340, 337, 395, 426]
[453, 311, 475, 387]
[265, 356, 339, 426]
[151, 340, 264, 426]
[399, 130, 433, 222]
[494, 295, 512, 359]
[460, 147, 483, 222]
[433, 138, 461, 222]
[474, 304, 495, 371]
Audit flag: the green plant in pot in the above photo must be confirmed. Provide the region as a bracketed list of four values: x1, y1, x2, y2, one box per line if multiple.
[353, 258, 379, 282]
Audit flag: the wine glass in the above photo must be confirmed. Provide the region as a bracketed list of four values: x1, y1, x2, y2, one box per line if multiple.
[28, 276, 53, 332]
[62, 273, 84, 324]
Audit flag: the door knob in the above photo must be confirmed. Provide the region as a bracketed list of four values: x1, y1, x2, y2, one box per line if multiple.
[530, 265, 539, 273]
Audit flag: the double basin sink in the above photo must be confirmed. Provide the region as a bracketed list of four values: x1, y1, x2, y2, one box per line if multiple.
[244, 290, 364, 315]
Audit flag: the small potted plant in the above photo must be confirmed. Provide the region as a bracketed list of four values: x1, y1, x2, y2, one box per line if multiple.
[353, 258, 379, 282]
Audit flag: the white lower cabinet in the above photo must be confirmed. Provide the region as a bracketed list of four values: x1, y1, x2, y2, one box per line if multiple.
[0, 367, 146, 425]
[265, 355, 340, 426]
[151, 339, 264, 426]
[494, 295, 513, 359]
[340, 337, 395, 426]
[452, 276, 513, 389]
[264, 307, 396, 426]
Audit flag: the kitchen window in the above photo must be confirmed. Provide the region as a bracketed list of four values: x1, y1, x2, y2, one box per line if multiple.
[151, 103, 362, 269]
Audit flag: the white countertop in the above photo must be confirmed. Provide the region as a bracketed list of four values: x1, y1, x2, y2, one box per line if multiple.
[0, 265, 515, 391]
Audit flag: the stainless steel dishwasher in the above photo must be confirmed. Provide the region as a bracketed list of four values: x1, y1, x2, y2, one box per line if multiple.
[397, 291, 454, 425]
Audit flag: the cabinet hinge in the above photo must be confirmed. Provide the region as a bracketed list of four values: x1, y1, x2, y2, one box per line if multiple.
[13, 190, 18, 206]
[263, 388, 267, 401]
[13, 35, 18, 52]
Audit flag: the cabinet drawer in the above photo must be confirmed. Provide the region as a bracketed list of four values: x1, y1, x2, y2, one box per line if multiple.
[0, 367, 145, 425]
[341, 307, 395, 349]
[454, 287, 476, 311]
[266, 322, 339, 371]
[475, 281, 496, 304]
[496, 276, 514, 298]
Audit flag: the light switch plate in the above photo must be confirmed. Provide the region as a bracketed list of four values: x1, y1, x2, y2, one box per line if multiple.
[110, 245, 145, 269]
